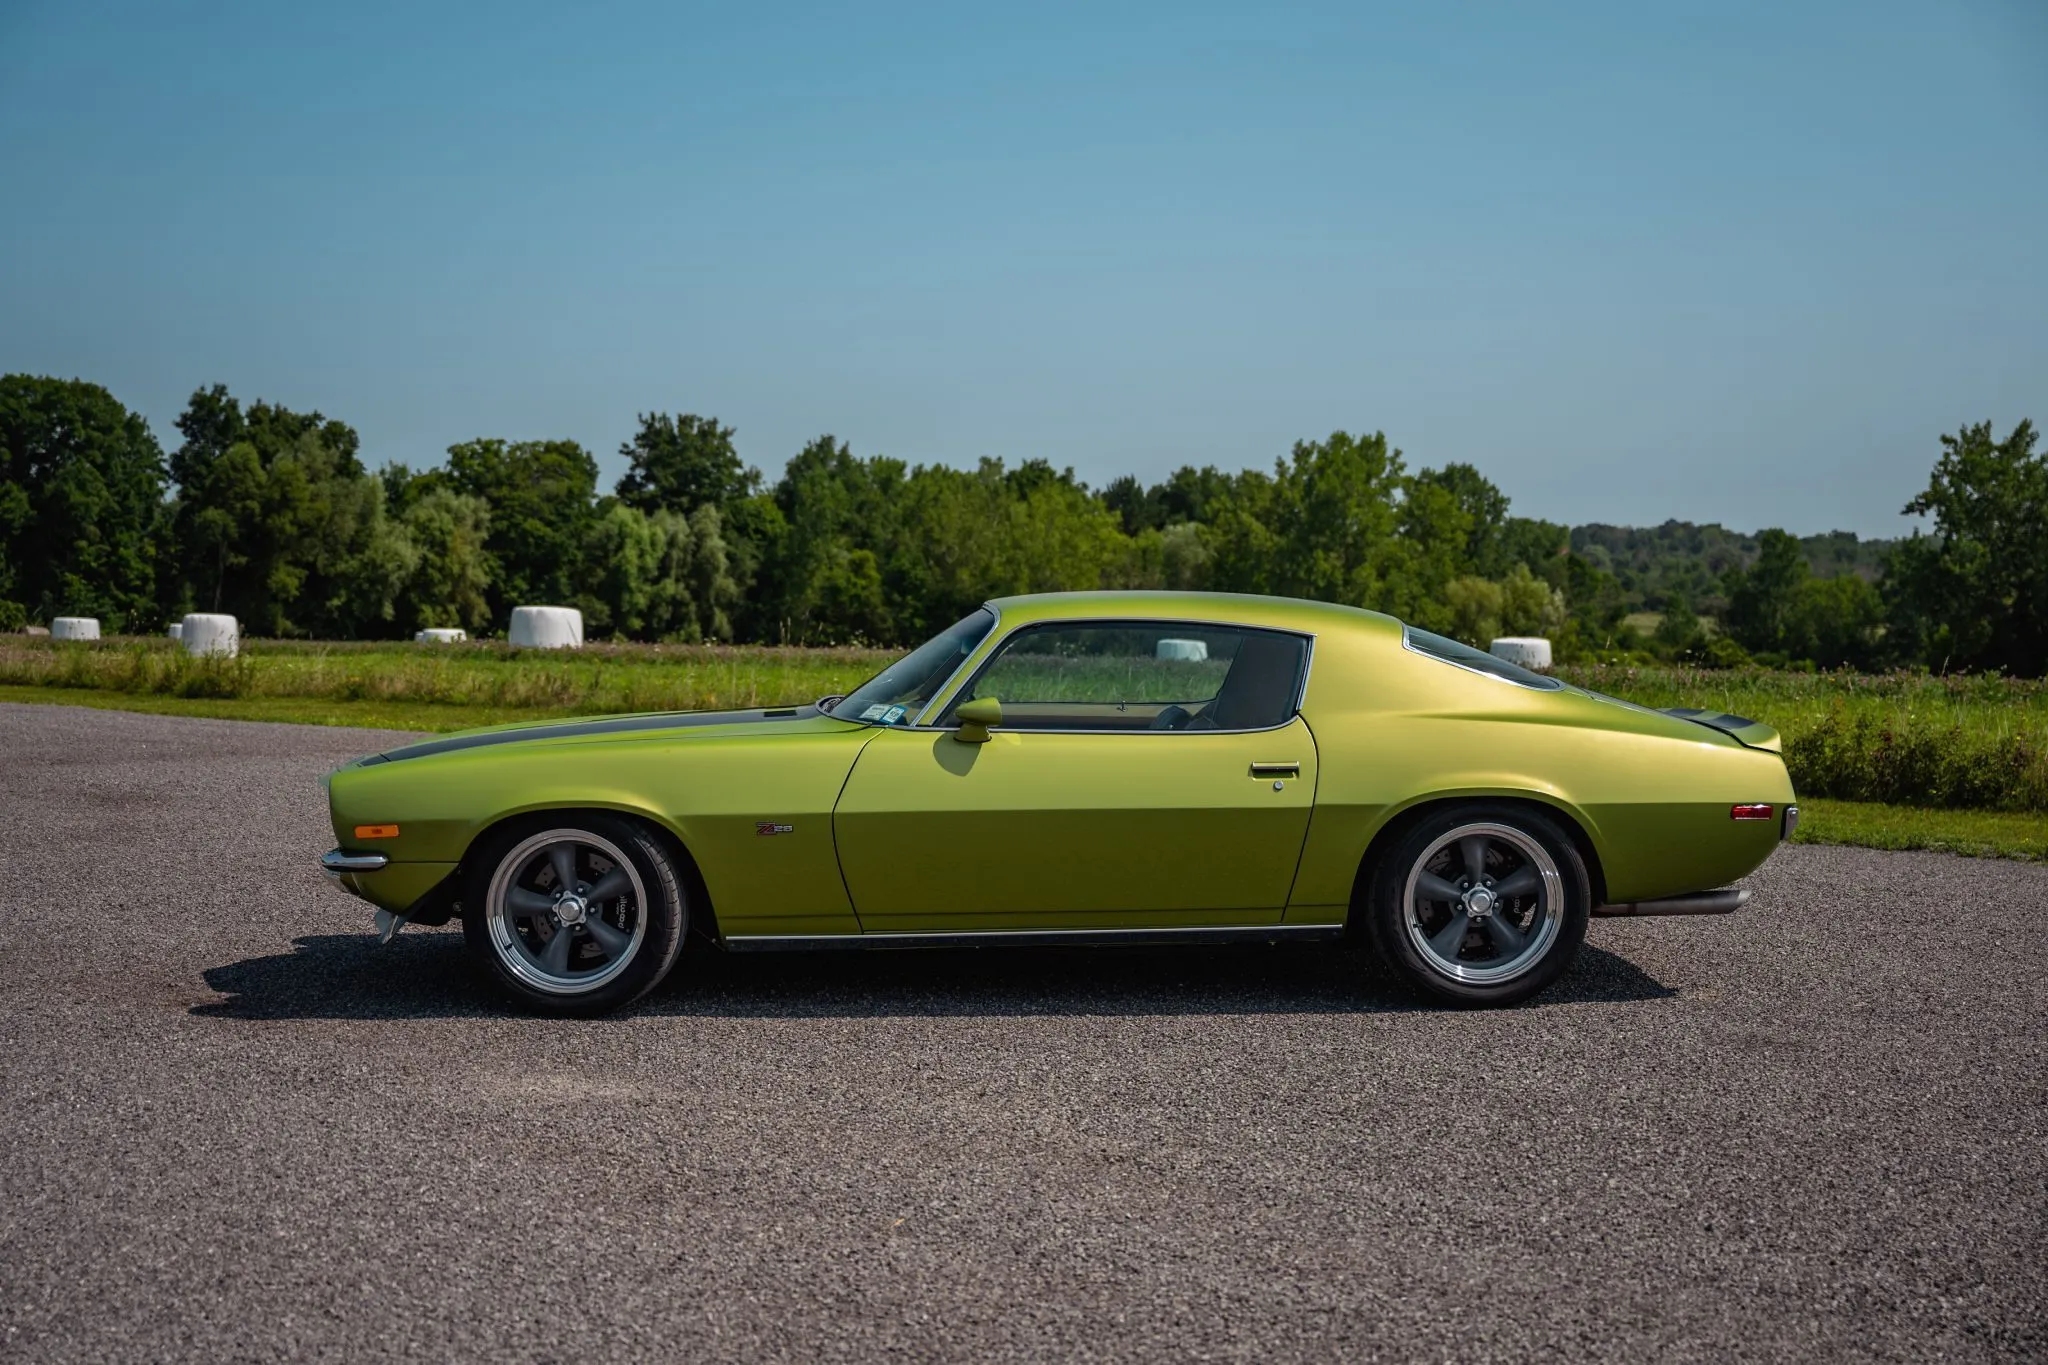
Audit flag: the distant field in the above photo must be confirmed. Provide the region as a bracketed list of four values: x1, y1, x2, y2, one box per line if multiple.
[5, 636, 2044, 818]
[0, 635, 889, 723]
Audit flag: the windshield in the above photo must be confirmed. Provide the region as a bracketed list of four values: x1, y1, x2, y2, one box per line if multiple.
[833, 609, 996, 726]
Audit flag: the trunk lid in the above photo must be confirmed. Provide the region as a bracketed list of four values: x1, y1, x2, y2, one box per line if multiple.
[1661, 707, 1783, 754]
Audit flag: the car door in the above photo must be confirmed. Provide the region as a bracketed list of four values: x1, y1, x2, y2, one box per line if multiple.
[832, 620, 1318, 932]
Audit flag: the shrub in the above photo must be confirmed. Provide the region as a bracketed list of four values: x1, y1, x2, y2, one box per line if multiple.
[1786, 706, 2046, 812]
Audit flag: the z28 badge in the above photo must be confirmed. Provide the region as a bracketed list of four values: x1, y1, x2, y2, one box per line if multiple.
[755, 822, 795, 836]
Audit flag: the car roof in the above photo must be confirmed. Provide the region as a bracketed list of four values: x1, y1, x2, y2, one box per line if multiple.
[983, 590, 1404, 637]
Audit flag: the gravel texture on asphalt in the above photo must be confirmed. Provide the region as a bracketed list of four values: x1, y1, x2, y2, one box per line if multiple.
[0, 701, 2043, 1363]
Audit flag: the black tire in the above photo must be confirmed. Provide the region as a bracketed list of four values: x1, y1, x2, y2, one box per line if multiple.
[461, 813, 688, 1016]
[1361, 802, 1590, 1007]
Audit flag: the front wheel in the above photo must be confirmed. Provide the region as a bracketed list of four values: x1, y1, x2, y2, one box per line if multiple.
[1362, 804, 1590, 1007]
[462, 815, 687, 1016]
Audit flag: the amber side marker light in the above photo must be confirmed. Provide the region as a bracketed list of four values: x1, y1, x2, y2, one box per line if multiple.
[354, 824, 401, 839]
[1730, 804, 1774, 821]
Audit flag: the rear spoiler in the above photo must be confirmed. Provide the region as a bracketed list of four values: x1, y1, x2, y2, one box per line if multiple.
[1662, 707, 1782, 754]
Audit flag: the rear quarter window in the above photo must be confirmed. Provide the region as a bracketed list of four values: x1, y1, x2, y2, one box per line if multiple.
[1403, 627, 1563, 691]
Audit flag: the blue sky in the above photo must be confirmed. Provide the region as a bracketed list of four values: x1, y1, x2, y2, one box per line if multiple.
[2, 0, 2042, 536]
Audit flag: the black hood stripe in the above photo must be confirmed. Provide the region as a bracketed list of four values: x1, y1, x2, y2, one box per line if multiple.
[364, 705, 823, 765]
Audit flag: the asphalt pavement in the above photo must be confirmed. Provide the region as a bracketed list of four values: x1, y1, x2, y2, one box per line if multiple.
[0, 701, 2042, 1362]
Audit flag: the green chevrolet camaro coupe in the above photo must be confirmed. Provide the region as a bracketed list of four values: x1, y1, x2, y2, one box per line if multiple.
[321, 590, 1796, 1014]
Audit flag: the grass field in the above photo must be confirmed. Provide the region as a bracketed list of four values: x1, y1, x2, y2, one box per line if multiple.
[4, 636, 2043, 860]
[1790, 798, 2045, 861]
[0, 635, 889, 723]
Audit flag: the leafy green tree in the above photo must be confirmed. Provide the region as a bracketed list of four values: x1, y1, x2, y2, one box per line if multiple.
[578, 501, 664, 638]
[1499, 516, 1567, 583]
[1101, 474, 1161, 535]
[1387, 475, 1476, 631]
[1783, 573, 1886, 670]
[1152, 464, 1237, 526]
[1444, 564, 1566, 647]
[1413, 463, 1510, 576]
[162, 386, 390, 634]
[574, 501, 741, 642]
[759, 436, 907, 642]
[1652, 597, 1705, 659]
[0, 375, 166, 629]
[616, 413, 758, 514]
[395, 487, 493, 633]
[1444, 576, 1507, 647]
[1562, 553, 1632, 652]
[1723, 528, 1809, 656]
[1886, 419, 2046, 675]
[443, 438, 599, 619]
[1208, 432, 1408, 608]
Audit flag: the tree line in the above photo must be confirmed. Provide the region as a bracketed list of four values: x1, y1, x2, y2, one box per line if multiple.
[1, 373, 2042, 675]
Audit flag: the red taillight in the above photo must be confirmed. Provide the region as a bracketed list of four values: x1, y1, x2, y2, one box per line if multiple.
[1730, 804, 1774, 821]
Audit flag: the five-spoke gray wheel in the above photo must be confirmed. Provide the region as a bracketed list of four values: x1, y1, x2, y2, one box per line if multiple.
[486, 828, 650, 995]
[463, 814, 688, 1015]
[1365, 803, 1590, 1006]
[1403, 821, 1562, 986]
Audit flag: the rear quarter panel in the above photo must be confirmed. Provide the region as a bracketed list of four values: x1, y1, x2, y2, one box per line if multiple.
[1290, 622, 1794, 916]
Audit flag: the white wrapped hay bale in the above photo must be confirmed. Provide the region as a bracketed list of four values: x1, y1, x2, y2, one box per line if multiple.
[1489, 636, 1553, 671]
[508, 606, 582, 649]
[1155, 638, 1208, 662]
[415, 627, 467, 644]
[181, 613, 239, 658]
[51, 617, 100, 641]
[167, 622, 184, 640]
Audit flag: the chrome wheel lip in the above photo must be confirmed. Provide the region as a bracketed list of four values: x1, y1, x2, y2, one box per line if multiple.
[1403, 820, 1562, 986]
[486, 828, 648, 996]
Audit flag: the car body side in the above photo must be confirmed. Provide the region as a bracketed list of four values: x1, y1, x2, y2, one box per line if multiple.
[324, 591, 1792, 935]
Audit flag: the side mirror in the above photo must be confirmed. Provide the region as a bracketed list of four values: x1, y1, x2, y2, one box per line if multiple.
[952, 696, 1001, 744]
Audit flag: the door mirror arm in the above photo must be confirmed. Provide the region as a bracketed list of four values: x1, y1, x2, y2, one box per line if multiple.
[952, 696, 1001, 744]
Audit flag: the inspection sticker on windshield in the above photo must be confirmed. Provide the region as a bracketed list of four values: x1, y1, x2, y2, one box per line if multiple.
[859, 704, 891, 720]
[882, 705, 908, 724]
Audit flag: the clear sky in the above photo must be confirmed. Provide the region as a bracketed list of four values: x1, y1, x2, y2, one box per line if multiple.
[2, 0, 2042, 537]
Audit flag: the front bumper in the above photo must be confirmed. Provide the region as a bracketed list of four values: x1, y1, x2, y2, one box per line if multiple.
[320, 849, 391, 879]
[319, 851, 459, 921]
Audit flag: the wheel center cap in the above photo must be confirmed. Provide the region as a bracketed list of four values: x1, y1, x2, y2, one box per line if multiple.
[1464, 887, 1496, 918]
[555, 894, 588, 927]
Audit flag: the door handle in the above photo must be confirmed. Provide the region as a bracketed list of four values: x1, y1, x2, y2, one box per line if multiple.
[1249, 762, 1301, 779]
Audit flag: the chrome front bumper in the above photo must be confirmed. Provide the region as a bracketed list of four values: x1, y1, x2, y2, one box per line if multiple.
[320, 849, 390, 882]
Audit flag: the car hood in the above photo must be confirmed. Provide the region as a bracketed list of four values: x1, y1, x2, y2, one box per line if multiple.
[354, 704, 858, 766]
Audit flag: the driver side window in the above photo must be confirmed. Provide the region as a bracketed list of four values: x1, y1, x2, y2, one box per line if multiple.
[944, 622, 1308, 732]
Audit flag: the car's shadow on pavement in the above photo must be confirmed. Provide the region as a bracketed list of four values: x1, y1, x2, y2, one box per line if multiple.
[193, 930, 1676, 1021]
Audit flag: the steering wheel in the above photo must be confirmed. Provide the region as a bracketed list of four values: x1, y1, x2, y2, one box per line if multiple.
[1149, 704, 1193, 731]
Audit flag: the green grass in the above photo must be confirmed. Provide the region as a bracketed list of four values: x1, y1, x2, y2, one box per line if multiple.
[1791, 798, 2045, 861]
[0, 635, 890, 719]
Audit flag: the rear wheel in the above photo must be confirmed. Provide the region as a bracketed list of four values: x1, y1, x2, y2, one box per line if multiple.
[462, 815, 687, 1016]
[1363, 804, 1590, 1006]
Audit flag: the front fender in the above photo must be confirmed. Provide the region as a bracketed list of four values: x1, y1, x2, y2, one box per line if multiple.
[325, 727, 870, 934]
